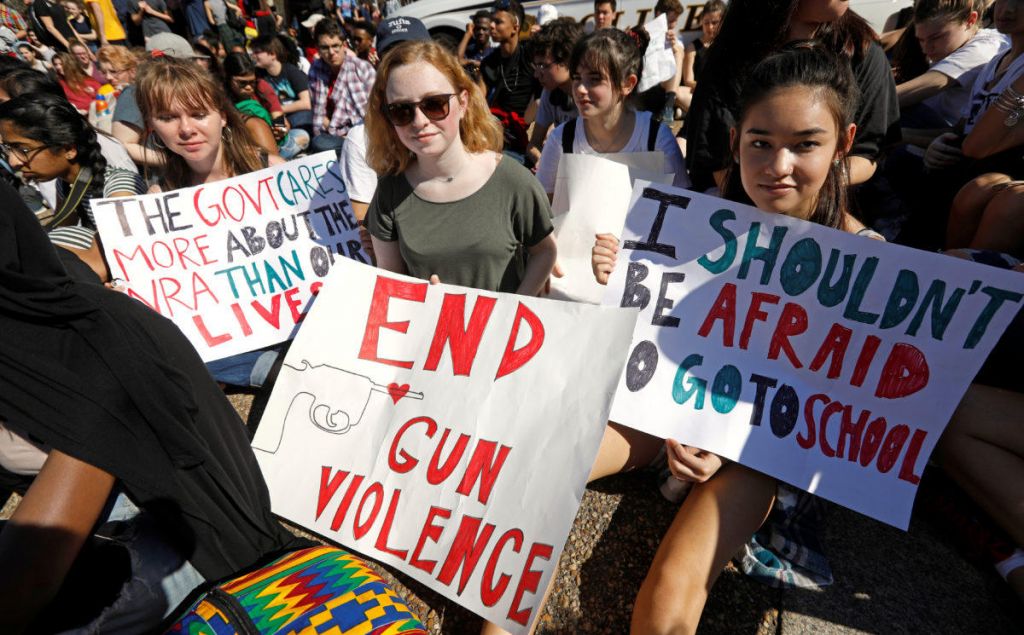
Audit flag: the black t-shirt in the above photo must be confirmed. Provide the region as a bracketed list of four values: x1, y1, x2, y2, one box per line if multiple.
[258, 63, 310, 107]
[30, 0, 76, 50]
[481, 45, 540, 116]
[685, 40, 901, 192]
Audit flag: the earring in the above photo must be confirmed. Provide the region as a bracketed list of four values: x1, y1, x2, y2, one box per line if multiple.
[833, 159, 841, 167]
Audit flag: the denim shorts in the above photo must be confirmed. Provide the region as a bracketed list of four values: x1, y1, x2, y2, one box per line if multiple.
[56, 493, 206, 634]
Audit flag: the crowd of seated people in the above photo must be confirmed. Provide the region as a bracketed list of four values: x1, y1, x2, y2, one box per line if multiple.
[0, 0, 1021, 632]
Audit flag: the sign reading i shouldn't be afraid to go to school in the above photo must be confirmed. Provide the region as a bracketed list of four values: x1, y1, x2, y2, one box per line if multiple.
[92, 152, 366, 361]
[250, 257, 637, 633]
[605, 182, 1024, 529]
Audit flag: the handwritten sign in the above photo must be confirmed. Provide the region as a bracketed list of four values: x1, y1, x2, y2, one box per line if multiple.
[251, 257, 637, 633]
[604, 183, 1024, 528]
[93, 152, 366, 361]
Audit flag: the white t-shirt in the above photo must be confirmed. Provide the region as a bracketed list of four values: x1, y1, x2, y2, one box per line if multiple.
[961, 49, 1024, 133]
[924, 29, 1008, 125]
[536, 109, 690, 193]
[535, 88, 578, 129]
[339, 123, 377, 204]
[0, 422, 47, 476]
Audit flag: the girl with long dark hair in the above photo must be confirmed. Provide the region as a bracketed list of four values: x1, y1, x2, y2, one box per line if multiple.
[685, 0, 900, 191]
[591, 46, 881, 633]
[0, 91, 142, 280]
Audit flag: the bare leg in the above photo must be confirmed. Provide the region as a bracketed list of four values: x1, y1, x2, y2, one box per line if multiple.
[631, 463, 776, 635]
[938, 384, 1024, 547]
[969, 183, 1024, 257]
[946, 173, 1012, 249]
[480, 422, 663, 634]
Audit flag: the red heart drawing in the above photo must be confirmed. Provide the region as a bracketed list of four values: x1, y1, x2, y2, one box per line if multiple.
[387, 383, 411, 404]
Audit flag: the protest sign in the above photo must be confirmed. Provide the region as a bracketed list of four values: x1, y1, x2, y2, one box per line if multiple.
[549, 154, 670, 304]
[251, 257, 637, 633]
[637, 13, 675, 92]
[93, 152, 365, 361]
[604, 182, 1024, 528]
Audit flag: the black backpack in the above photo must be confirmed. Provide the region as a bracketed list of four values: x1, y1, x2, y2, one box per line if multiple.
[561, 115, 660, 154]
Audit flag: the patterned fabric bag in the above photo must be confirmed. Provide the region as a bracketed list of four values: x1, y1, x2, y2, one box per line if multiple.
[166, 546, 428, 635]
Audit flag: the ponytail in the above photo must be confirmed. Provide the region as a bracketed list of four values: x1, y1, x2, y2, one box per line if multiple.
[0, 92, 108, 192]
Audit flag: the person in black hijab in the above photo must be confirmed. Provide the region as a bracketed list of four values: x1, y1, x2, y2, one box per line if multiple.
[0, 179, 300, 632]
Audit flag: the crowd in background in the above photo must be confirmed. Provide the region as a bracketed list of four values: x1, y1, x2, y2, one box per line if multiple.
[0, 0, 1022, 633]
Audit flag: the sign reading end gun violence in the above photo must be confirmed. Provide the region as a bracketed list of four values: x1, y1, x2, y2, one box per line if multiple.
[251, 258, 637, 633]
[605, 182, 1024, 529]
[93, 152, 366, 361]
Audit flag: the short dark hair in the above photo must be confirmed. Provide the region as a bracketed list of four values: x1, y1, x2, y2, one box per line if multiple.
[250, 34, 287, 60]
[532, 17, 583, 65]
[314, 16, 345, 42]
[595, 0, 617, 10]
[493, 0, 525, 27]
[655, 0, 683, 15]
[348, 20, 376, 37]
[472, 9, 492, 23]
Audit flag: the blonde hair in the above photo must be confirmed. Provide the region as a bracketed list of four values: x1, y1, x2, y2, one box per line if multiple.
[97, 45, 139, 71]
[366, 40, 503, 175]
[135, 58, 263, 190]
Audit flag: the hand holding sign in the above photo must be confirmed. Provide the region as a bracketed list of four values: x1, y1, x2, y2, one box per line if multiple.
[604, 182, 1024, 528]
[253, 258, 638, 633]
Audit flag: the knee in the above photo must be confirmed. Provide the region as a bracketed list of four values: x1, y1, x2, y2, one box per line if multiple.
[631, 568, 705, 635]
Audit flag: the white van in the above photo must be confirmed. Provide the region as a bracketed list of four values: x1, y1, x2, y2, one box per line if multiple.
[390, 0, 913, 49]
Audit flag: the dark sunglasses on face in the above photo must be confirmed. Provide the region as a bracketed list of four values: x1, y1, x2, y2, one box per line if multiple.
[232, 77, 257, 88]
[383, 93, 455, 127]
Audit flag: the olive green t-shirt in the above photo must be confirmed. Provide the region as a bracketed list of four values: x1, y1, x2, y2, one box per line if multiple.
[367, 157, 553, 293]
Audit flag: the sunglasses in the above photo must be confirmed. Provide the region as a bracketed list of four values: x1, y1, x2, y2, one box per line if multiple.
[382, 93, 455, 127]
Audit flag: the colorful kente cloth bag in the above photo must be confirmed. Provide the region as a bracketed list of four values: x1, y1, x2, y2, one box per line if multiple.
[166, 546, 428, 635]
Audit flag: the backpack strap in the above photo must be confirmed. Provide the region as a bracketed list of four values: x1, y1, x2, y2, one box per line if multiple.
[561, 118, 577, 154]
[647, 115, 660, 152]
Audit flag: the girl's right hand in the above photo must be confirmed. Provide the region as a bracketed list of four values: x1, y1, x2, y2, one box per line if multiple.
[591, 233, 619, 285]
[924, 132, 963, 171]
[665, 439, 724, 484]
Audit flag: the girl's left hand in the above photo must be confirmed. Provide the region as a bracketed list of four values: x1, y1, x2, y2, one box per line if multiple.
[665, 439, 723, 483]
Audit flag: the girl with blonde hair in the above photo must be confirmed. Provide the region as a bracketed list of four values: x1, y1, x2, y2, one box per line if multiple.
[366, 40, 556, 295]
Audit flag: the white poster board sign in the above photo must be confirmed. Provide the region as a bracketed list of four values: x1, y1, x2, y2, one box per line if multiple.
[252, 258, 637, 632]
[549, 153, 670, 304]
[93, 152, 365, 361]
[605, 182, 1024, 529]
[637, 13, 675, 92]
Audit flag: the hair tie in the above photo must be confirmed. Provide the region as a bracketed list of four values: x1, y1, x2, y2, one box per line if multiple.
[626, 28, 645, 51]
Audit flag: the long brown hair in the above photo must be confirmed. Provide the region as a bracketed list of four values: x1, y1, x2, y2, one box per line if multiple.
[54, 52, 92, 94]
[135, 57, 263, 190]
[366, 40, 503, 175]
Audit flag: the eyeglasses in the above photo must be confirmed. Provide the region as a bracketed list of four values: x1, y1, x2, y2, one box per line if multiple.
[319, 44, 345, 52]
[0, 142, 49, 163]
[382, 94, 455, 127]
[106, 66, 135, 76]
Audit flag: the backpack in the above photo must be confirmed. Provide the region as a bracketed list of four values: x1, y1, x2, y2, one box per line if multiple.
[166, 546, 427, 635]
[561, 114, 661, 154]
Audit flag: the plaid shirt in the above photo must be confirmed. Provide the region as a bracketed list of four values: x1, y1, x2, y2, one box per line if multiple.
[0, 4, 26, 35]
[308, 54, 376, 138]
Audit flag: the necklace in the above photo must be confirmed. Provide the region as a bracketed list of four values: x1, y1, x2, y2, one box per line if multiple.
[499, 56, 518, 93]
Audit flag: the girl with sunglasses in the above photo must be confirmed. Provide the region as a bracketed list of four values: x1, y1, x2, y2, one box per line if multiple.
[365, 40, 556, 295]
[588, 46, 881, 633]
[535, 27, 689, 198]
[223, 52, 310, 160]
